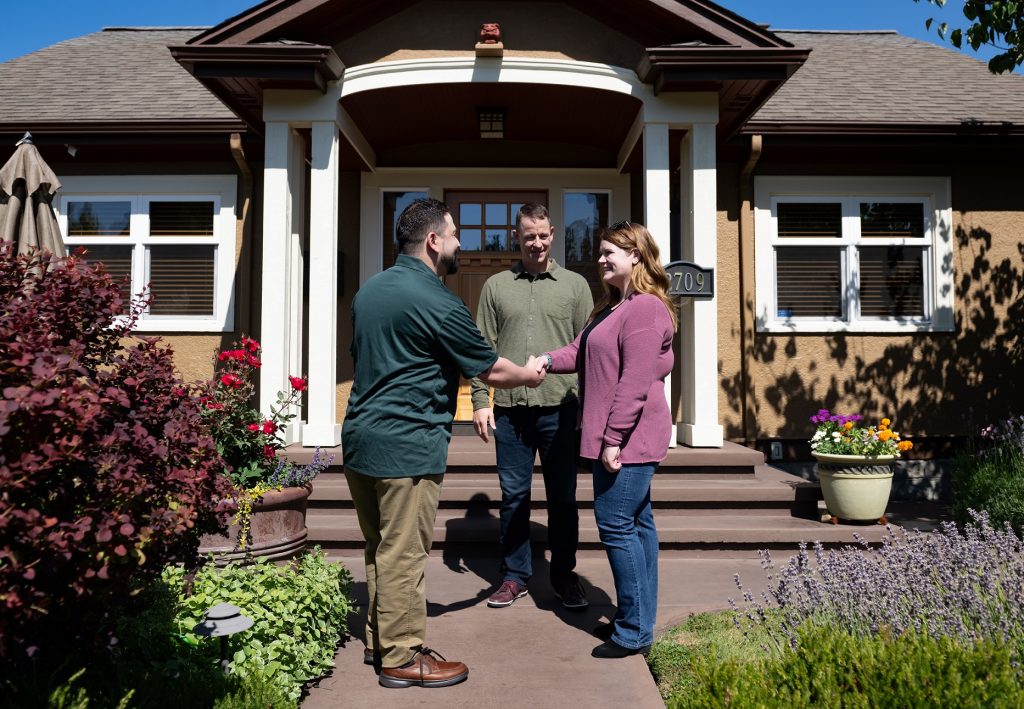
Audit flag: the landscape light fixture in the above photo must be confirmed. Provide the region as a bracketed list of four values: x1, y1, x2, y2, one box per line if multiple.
[193, 602, 254, 674]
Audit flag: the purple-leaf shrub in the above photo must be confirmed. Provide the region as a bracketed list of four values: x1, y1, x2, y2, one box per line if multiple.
[0, 245, 235, 659]
[731, 510, 1024, 654]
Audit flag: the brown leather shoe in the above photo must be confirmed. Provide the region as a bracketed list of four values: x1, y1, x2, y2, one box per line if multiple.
[378, 647, 469, 688]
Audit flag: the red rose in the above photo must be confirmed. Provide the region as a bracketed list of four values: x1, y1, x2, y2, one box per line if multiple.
[246, 354, 262, 368]
[289, 376, 307, 392]
[247, 423, 260, 432]
[263, 445, 276, 461]
[243, 338, 261, 352]
[261, 420, 277, 435]
[220, 373, 242, 388]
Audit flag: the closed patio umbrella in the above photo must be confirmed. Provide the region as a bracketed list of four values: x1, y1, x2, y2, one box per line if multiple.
[0, 133, 66, 258]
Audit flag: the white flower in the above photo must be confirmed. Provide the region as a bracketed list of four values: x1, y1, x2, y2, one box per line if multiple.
[812, 430, 825, 441]
[832, 431, 842, 440]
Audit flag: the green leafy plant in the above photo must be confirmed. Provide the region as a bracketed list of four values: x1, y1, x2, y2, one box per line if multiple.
[666, 623, 1024, 709]
[953, 414, 1024, 532]
[166, 549, 353, 701]
[915, 0, 1024, 74]
[809, 408, 913, 457]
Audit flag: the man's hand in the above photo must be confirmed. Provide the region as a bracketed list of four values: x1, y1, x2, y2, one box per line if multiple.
[473, 407, 496, 442]
[600, 445, 622, 473]
[524, 355, 547, 388]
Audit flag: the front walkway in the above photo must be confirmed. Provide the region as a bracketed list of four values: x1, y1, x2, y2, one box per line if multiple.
[303, 554, 770, 708]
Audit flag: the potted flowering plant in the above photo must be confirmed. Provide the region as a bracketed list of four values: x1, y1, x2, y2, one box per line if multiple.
[809, 409, 913, 524]
[198, 336, 332, 562]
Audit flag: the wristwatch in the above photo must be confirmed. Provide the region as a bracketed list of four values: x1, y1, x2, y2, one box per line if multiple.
[543, 353, 553, 370]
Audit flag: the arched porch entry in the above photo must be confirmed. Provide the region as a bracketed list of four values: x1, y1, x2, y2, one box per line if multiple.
[255, 56, 723, 447]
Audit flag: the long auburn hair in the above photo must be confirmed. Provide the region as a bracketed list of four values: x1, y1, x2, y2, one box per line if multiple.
[592, 221, 678, 331]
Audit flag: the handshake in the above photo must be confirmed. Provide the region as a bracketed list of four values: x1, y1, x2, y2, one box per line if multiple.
[524, 354, 551, 387]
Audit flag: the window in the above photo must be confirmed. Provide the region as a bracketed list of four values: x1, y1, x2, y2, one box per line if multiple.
[754, 177, 953, 333]
[563, 190, 610, 301]
[57, 175, 237, 332]
[381, 189, 428, 267]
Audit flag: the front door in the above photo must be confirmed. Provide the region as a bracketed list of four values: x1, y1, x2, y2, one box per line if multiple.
[445, 189, 547, 420]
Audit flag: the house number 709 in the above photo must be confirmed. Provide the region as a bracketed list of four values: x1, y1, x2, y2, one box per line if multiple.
[664, 261, 715, 299]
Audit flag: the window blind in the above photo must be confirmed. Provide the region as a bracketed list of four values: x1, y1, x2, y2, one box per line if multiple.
[777, 203, 842, 238]
[859, 246, 924, 317]
[776, 248, 843, 317]
[148, 246, 215, 316]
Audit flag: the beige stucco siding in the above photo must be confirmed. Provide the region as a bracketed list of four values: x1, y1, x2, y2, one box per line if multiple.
[334, 0, 645, 68]
[721, 154, 1024, 440]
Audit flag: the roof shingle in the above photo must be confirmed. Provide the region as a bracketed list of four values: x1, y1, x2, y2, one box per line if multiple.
[754, 31, 1024, 125]
[0, 28, 238, 125]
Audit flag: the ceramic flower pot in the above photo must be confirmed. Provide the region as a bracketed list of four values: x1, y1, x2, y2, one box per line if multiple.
[198, 484, 311, 565]
[813, 453, 895, 524]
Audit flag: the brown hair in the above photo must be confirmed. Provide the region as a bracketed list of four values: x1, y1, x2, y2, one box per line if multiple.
[515, 202, 550, 231]
[593, 221, 678, 331]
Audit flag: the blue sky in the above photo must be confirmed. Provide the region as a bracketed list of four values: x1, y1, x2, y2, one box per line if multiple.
[0, 0, 1001, 67]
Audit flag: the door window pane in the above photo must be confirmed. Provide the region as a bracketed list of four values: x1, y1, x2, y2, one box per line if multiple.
[484, 229, 506, 251]
[460, 203, 482, 226]
[564, 192, 610, 300]
[67, 201, 130, 237]
[150, 201, 214, 236]
[776, 248, 842, 318]
[485, 203, 507, 226]
[459, 229, 482, 250]
[383, 191, 428, 267]
[148, 245, 215, 316]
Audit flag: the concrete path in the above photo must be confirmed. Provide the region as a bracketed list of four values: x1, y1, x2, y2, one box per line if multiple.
[303, 553, 770, 708]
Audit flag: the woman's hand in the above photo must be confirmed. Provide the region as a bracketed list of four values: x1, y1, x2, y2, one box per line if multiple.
[601, 445, 622, 473]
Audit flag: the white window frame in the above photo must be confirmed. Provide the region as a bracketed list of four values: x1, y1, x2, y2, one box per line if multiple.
[57, 175, 237, 332]
[754, 176, 954, 333]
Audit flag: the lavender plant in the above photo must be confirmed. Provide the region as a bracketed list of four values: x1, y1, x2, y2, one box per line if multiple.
[954, 414, 1024, 532]
[265, 447, 334, 488]
[730, 511, 1024, 656]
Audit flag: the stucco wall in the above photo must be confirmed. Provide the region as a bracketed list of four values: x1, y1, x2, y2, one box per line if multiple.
[334, 0, 645, 68]
[719, 146, 1024, 441]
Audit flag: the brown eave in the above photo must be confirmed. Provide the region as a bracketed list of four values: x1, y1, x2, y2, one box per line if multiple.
[639, 46, 809, 139]
[0, 119, 247, 141]
[742, 120, 1024, 137]
[170, 43, 345, 131]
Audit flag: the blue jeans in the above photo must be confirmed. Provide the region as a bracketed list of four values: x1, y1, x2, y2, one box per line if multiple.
[592, 460, 659, 649]
[494, 403, 579, 586]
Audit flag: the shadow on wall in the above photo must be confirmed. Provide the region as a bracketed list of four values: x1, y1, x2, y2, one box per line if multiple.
[721, 225, 1024, 441]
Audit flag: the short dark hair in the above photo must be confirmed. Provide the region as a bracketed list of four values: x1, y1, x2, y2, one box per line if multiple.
[397, 198, 450, 254]
[515, 202, 549, 231]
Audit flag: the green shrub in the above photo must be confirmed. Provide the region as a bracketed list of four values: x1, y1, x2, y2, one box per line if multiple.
[953, 443, 1024, 533]
[166, 549, 353, 701]
[667, 624, 1024, 709]
[4, 550, 351, 708]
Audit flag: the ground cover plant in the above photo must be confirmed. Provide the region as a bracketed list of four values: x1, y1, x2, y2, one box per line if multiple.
[650, 511, 1024, 707]
[5, 549, 352, 708]
[0, 245, 234, 660]
[953, 413, 1024, 532]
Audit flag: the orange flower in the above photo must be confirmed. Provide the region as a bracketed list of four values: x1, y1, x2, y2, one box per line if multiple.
[878, 429, 893, 442]
[844, 421, 854, 430]
[898, 440, 914, 451]
[881, 418, 891, 426]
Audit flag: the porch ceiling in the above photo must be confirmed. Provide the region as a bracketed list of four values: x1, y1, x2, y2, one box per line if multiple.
[340, 82, 642, 168]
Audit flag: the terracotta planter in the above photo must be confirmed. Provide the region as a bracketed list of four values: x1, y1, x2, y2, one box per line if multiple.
[198, 484, 311, 565]
[813, 453, 895, 524]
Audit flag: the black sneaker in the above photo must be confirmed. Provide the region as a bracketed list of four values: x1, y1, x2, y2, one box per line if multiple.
[553, 575, 588, 610]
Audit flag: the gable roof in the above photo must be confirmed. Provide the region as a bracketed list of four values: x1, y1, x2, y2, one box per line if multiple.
[749, 30, 1024, 132]
[0, 28, 243, 134]
[189, 0, 792, 50]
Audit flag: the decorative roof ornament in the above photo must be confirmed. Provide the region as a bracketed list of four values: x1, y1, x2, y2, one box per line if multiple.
[476, 23, 503, 58]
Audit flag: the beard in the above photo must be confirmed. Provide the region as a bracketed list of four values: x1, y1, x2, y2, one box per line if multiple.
[441, 250, 460, 275]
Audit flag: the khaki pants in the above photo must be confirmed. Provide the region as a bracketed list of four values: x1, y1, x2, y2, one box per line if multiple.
[345, 470, 443, 668]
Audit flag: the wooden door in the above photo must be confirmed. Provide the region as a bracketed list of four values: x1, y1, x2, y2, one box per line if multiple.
[445, 189, 547, 420]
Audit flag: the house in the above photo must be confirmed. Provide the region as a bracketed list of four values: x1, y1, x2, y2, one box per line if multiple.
[2, 0, 1022, 464]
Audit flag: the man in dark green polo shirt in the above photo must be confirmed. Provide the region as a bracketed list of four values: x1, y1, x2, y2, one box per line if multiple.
[470, 203, 594, 611]
[343, 198, 546, 690]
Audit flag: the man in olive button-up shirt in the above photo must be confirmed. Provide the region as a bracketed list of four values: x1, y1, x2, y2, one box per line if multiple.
[471, 203, 593, 611]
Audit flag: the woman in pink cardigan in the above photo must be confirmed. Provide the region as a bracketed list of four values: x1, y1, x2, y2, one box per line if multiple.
[540, 221, 676, 658]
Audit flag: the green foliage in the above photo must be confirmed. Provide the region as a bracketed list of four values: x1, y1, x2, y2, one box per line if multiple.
[665, 623, 1024, 709]
[953, 442, 1024, 532]
[915, 0, 1024, 73]
[165, 549, 353, 701]
[3, 550, 351, 708]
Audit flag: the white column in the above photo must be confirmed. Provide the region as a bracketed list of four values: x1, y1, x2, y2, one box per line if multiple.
[643, 122, 676, 445]
[285, 130, 306, 444]
[259, 122, 297, 418]
[679, 123, 724, 447]
[302, 120, 342, 446]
